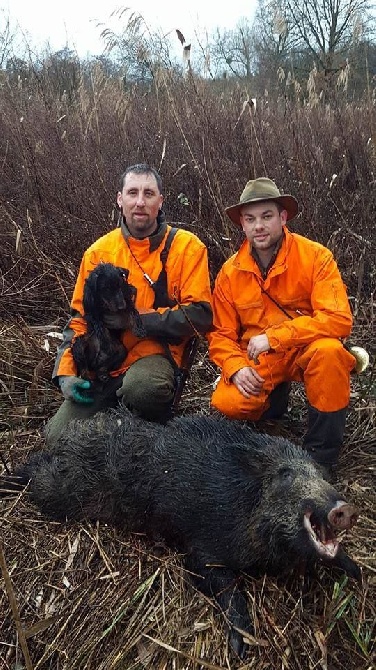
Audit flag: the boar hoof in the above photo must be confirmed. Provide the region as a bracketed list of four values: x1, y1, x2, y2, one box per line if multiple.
[229, 627, 248, 659]
[330, 547, 362, 581]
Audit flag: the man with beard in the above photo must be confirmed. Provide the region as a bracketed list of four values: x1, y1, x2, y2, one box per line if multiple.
[208, 177, 356, 469]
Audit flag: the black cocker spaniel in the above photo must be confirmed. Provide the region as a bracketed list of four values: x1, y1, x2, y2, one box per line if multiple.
[71, 263, 146, 383]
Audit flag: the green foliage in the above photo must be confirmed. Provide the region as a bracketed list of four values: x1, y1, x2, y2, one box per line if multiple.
[325, 576, 375, 659]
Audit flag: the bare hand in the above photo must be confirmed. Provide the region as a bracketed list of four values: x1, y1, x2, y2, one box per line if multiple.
[247, 334, 270, 364]
[231, 366, 265, 398]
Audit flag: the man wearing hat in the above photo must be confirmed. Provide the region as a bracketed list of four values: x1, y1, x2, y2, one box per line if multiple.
[208, 177, 356, 468]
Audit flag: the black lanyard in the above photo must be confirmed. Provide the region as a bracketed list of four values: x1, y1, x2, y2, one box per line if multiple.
[256, 277, 305, 320]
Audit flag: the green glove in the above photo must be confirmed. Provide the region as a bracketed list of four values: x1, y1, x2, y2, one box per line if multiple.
[59, 376, 94, 404]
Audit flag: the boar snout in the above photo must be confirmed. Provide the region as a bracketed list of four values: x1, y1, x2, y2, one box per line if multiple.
[328, 502, 358, 530]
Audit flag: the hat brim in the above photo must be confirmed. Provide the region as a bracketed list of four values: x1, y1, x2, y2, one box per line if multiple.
[225, 195, 299, 226]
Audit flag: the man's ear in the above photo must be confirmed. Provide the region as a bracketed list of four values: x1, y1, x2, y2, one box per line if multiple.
[281, 209, 288, 225]
[116, 191, 123, 209]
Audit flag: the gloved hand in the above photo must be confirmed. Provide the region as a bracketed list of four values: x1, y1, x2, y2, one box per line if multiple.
[59, 376, 94, 404]
[102, 311, 129, 330]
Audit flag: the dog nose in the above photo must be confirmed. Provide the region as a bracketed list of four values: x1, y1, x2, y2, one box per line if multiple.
[113, 295, 127, 310]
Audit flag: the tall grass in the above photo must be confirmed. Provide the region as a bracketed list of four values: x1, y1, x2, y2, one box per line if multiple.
[0, 53, 375, 670]
[0, 60, 375, 327]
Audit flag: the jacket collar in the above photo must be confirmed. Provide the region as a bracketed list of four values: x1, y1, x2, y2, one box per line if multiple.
[252, 234, 284, 279]
[120, 219, 168, 252]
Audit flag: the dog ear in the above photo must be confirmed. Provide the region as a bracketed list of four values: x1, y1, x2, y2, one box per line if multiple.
[83, 268, 102, 325]
[71, 335, 90, 377]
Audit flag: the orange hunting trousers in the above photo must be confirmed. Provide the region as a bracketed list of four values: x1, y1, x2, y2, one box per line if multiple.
[211, 338, 356, 420]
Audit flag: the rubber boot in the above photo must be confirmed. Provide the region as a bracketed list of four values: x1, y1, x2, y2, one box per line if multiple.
[303, 405, 348, 468]
[261, 382, 291, 420]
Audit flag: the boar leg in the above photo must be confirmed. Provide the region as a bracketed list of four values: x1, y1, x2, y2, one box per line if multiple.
[186, 556, 251, 658]
[324, 546, 361, 581]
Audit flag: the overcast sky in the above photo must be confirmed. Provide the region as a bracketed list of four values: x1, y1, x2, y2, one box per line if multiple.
[3, 0, 257, 58]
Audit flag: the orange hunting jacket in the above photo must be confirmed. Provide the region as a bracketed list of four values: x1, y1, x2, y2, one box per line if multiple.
[208, 228, 353, 382]
[53, 221, 212, 381]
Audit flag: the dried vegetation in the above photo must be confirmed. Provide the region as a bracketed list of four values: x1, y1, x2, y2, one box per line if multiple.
[0, 66, 375, 669]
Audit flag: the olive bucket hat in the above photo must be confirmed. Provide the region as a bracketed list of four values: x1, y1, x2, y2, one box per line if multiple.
[225, 177, 299, 226]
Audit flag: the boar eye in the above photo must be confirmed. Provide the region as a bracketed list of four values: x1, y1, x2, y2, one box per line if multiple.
[278, 467, 294, 484]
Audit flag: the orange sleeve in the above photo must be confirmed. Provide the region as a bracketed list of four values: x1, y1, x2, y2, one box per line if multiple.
[207, 268, 249, 382]
[266, 249, 353, 351]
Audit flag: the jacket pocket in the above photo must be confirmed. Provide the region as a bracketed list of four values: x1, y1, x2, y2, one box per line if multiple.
[236, 300, 266, 334]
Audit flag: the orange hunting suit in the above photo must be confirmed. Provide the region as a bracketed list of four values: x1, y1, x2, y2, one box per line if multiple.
[208, 228, 356, 420]
[53, 221, 212, 382]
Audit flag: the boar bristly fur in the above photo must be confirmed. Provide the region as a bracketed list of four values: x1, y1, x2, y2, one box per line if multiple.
[1, 409, 360, 658]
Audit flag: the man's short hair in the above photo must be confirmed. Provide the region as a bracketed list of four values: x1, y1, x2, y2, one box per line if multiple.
[274, 201, 286, 214]
[120, 164, 163, 193]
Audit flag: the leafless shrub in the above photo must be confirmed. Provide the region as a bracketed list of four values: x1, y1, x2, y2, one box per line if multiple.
[0, 50, 375, 670]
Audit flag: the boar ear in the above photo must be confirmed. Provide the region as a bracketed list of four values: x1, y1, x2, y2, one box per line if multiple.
[232, 443, 266, 478]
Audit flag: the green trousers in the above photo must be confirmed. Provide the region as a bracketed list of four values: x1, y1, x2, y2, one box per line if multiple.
[45, 354, 176, 449]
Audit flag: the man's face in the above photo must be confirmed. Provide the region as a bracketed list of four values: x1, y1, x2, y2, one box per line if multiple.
[117, 172, 163, 239]
[240, 200, 287, 252]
